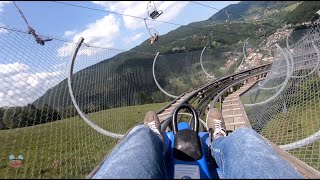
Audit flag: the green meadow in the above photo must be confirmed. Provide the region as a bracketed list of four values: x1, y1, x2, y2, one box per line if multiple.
[0, 102, 168, 179]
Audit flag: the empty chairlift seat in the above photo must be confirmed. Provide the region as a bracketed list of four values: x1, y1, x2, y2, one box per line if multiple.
[147, 1, 163, 19]
[149, 10, 163, 19]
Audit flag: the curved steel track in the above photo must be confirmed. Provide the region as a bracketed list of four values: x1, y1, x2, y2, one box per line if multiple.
[69, 37, 271, 138]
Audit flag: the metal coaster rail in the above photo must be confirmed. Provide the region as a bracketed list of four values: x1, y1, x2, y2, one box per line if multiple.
[157, 61, 272, 131]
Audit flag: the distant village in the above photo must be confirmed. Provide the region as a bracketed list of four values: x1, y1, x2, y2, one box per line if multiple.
[235, 10, 320, 73]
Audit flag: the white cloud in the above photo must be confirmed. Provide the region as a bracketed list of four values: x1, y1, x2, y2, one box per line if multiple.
[123, 33, 144, 45]
[58, 14, 120, 57]
[0, 2, 10, 34]
[0, 1, 10, 12]
[0, 62, 29, 75]
[0, 22, 8, 34]
[53, 62, 67, 69]
[0, 27, 7, 34]
[92, 1, 189, 30]
[64, 30, 77, 37]
[130, 33, 143, 41]
[57, 1, 188, 57]
[0, 62, 63, 107]
[76, 14, 120, 47]
[156, 1, 189, 23]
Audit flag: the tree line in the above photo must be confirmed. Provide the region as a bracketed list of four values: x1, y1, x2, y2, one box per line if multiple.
[0, 88, 174, 130]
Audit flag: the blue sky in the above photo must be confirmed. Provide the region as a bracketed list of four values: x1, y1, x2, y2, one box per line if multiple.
[2, 1, 239, 50]
[0, 1, 240, 107]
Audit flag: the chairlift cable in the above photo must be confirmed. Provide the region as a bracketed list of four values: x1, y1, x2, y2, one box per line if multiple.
[50, 1, 248, 37]
[12, 1, 30, 26]
[50, 1, 273, 43]
[144, 18, 158, 37]
[190, 1, 274, 29]
[0, 26, 157, 55]
[189, 1, 243, 18]
[12, 1, 52, 45]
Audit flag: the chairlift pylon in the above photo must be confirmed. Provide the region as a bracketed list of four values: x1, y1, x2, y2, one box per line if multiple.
[199, 31, 207, 47]
[147, 1, 163, 20]
[223, 10, 230, 30]
[245, 41, 254, 54]
[256, 24, 266, 39]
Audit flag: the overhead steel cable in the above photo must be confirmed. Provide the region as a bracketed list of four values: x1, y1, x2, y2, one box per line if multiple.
[189, 1, 280, 27]
[189, 1, 244, 18]
[12, 1, 30, 26]
[0, 25, 156, 55]
[50, 1, 251, 37]
[12, 1, 54, 45]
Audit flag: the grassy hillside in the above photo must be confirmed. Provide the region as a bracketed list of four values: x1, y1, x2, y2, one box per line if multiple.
[2, 1, 314, 131]
[209, 1, 297, 22]
[260, 100, 320, 171]
[33, 1, 309, 112]
[286, 1, 320, 24]
[0, 102, 167, 178]
[241, 76, 320, 171]
[3, 1, 320, 130]
[2, 1, 320, 179]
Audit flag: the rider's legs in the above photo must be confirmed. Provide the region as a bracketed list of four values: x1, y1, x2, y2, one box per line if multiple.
[91, 112, 166, 179]
[211, 127, 303, 179]
[207, 108, 303, 179]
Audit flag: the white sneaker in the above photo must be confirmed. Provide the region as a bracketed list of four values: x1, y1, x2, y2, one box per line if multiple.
[144, 111, 163, 140]
[207, 108, 227, 144]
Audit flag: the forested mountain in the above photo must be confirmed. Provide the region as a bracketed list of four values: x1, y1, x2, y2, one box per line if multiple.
[2, 1, 319, 129]
[32, 0, 320, 115]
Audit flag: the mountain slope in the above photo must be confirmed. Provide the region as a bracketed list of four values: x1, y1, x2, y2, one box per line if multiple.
[209, 1, 297, 22]
[31, 1, 319, 120]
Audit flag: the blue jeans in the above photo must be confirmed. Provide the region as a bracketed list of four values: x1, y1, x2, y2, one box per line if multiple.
[92, 125, 303, 179]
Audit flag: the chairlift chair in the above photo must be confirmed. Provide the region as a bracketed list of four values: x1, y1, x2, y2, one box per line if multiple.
[144, 18, 160, 45]
[147, 1, 163, 19]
